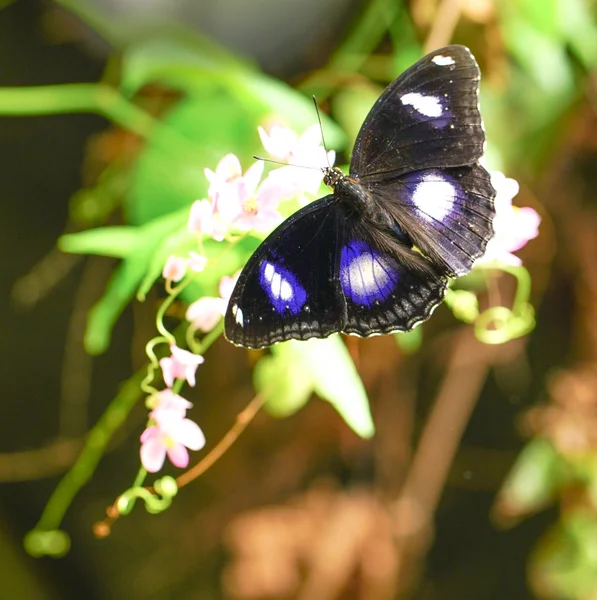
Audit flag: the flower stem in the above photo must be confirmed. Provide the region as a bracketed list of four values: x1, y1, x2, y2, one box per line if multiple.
[32, 369, 145, 533]
[0, 84, 187, 151]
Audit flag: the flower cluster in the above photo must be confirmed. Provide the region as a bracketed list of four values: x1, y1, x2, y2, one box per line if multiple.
[146, 124, 332, 473]
[188, 124, 334, 243]
[139, 347, 206, 473]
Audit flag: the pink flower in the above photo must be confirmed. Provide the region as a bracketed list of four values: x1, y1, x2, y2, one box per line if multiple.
[477, 172, 541, 266]
[159, 344, 204, 388]
[140, 411, 205, 473]
[148, 388, 193, 418]
[186, 273, 238, 332]
[188, 252, 207, 273]
[259, 124, 336, 195]
[162, 255, 188, 283]
[188, 199, 228, 242]
[205, 154, 263, 217]
[232, 175, 285, 232]
[205, 155, 284, 233]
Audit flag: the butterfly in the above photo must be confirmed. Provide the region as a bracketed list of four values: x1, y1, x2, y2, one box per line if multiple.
[224, 45, 496, 349]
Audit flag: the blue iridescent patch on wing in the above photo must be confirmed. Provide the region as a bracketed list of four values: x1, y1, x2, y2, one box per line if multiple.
[340, 241, 399, 306]
[259, 260, 307, 314]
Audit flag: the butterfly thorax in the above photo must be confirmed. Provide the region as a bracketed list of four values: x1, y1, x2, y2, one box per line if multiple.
[324, 167, 369, 208]
[324, 166, 400, 233]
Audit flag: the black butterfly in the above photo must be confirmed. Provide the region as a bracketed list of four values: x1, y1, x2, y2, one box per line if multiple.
[224, 45, 495, 349]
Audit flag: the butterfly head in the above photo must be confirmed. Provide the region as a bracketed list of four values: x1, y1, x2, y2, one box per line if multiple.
[323, 166, 347, 190]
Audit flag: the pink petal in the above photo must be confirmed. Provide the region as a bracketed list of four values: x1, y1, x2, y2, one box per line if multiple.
[170, 345, 205, 367]
[216, 183, 244, 224]
[297, 124, 322, 149]
[188, 199, 213, 234]
[218, 273, 239, 302]
[159, 356, 177, 388]
[188, 252, 208, 272]
[167, 443, 189, 468]
[140, 432, 167, 473]
[159, 346, 203, 388]
[153, 389, 192, 416]
[215, 154, 242, 181]
[162, 255, 187, 283]
[256, 176, 286, 209]
[258, 125, 297, 160]
[186, 297, 226, 332]
[172, 418, 206, 450]
[242, 161, 265, 197]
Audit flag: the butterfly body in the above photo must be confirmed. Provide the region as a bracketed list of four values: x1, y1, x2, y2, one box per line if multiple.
[225, 46, 496, 349]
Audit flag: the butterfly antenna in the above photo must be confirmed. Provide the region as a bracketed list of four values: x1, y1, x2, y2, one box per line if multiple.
[312, 96, 332, 169]
[252, 155, 318, 170]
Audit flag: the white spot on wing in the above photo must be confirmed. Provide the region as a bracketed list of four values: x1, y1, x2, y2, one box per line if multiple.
[262, 261, 295, 302]
[232, 304, 244, 327]
[280, 280, 293, 301]
[345, 254, 391, 298]
[412, 173, 455, 222]
[263, 262, 274, 283]
[432, 55, 455, 66]
[400, 92, 443, 118]
[271, 272, 282, 296]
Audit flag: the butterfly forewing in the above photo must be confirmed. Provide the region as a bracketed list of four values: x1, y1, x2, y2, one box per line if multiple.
[225, 198, 346, 349]
[350, 45, 485, 178]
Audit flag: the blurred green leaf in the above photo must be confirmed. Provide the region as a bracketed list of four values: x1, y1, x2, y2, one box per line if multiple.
[122, 33, 347, 226]
[496, 437, 564, 520]
[255, 337, 374, 438]
[254, 352, 314, 418]
[127, 92, 261, 225]
[60, 210, 188, 354]
[559, 0, 597, 69]
[120, 34, 247, 98]
[59, 227, 139, 258]
[394, 328, 423, 354]
[84, 258, 145, 355]
[531, 512, 597, 600]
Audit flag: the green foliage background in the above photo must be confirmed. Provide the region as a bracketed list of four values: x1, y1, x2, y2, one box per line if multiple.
[1, 0, 597, 598]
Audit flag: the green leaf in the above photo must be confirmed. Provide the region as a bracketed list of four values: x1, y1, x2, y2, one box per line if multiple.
[85, 256, 147, 355]
[60, 210, 189, 354]
[127, 92, 262, 225]
[254, 353, 314, 418]
[394, 328, 423, 354]
[496, 437, 564, 520]
[59, 227, 139, 258]
[120, 33, 247, 98]
[530, 513, 597, 600]
[255, 337, 374, 438]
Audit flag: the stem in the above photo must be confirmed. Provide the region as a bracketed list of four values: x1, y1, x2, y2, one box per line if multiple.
[390, 328, 497, 593]
[176, 393, 266, 488]
[0, 84, 187, 151]
[422, 0, 462, 54]
[329, 0, 401, 73]
[33, 369, 145, 532]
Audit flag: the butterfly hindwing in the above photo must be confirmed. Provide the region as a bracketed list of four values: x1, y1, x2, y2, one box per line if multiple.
[337, 223, 448, 336]
[350, 45, 485, 178]
[225, 198, 346, 349]
[366, 163, 495, 276]
[225, 199, 450, 348]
